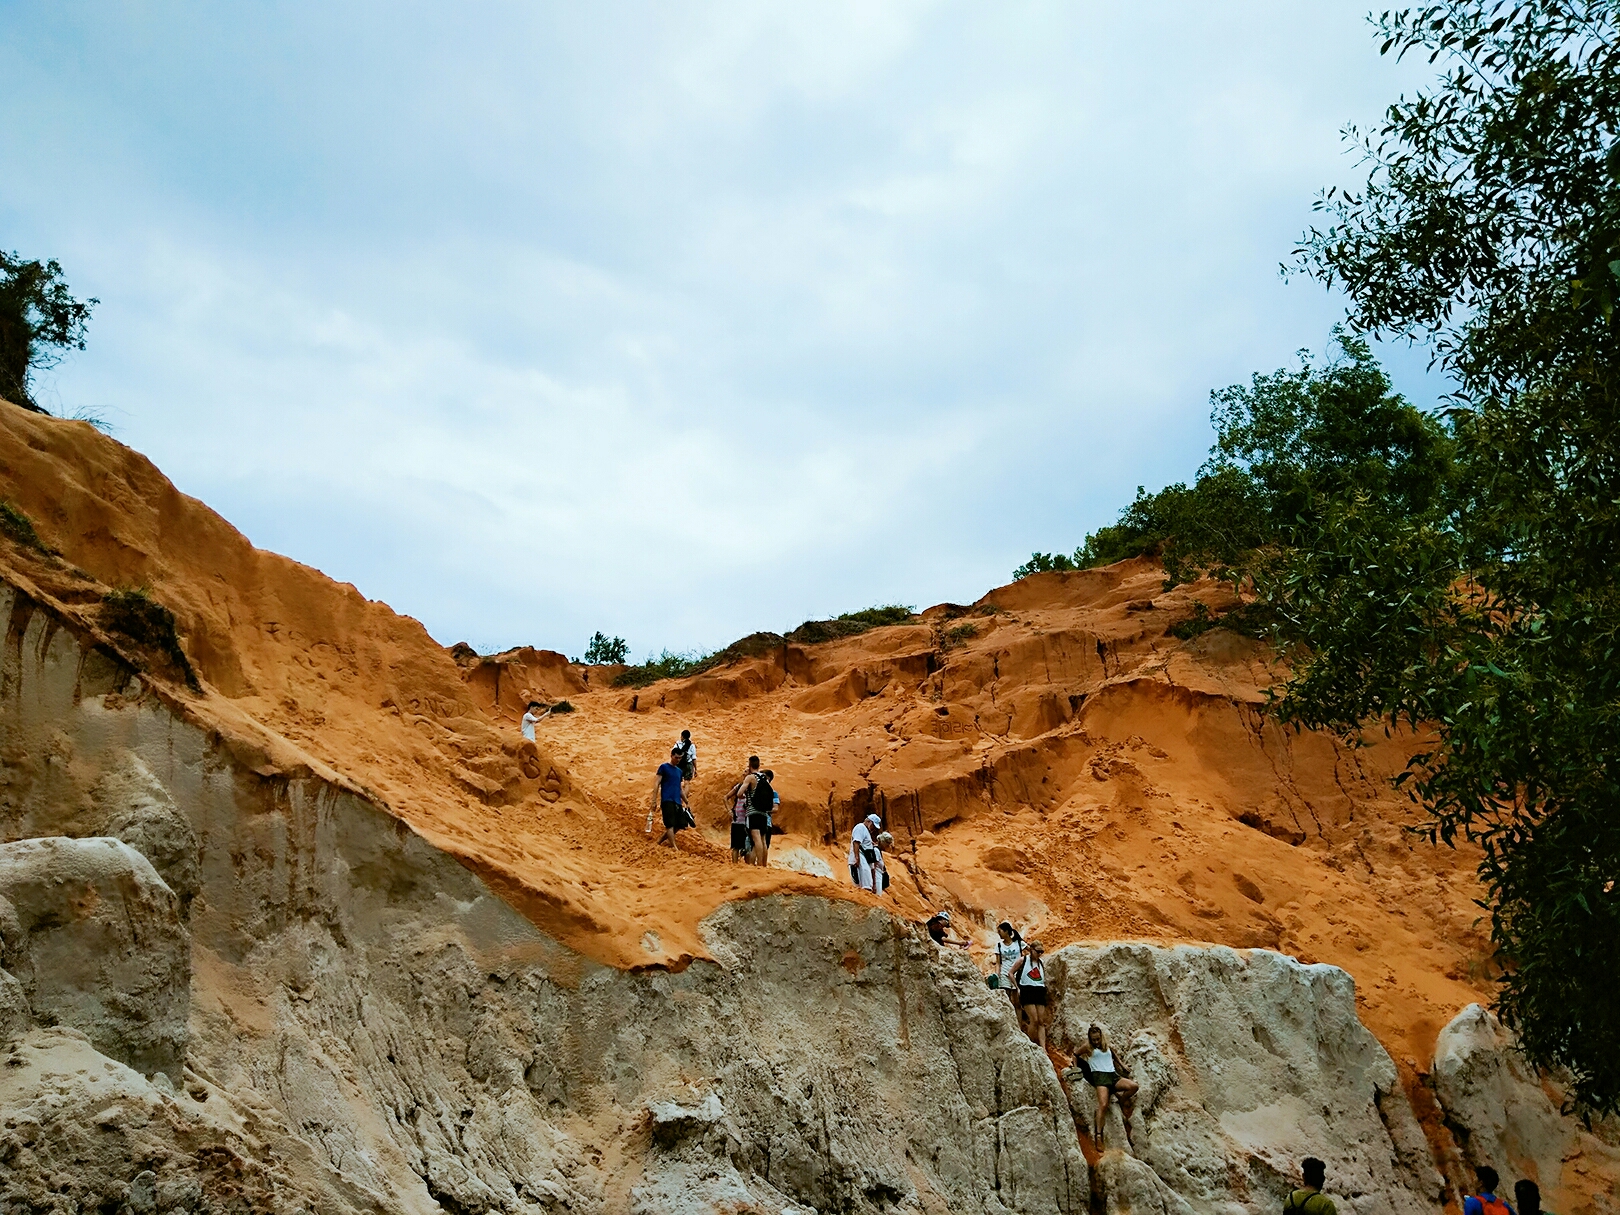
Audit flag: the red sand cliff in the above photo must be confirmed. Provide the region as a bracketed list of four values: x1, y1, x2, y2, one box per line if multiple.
[0, 405, 1489, 1103]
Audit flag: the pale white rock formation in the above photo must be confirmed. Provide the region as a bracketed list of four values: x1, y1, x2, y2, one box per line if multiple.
[1432, 1003, 1620, 1213]
[0, 579, 1090, 1214]
[1049, 942, 1444, 1215]
[0, 835, 188, 1080]
[90, 754, 202, 916]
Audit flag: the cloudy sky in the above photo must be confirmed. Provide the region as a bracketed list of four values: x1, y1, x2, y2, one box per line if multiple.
[0, 2, 1441, 658]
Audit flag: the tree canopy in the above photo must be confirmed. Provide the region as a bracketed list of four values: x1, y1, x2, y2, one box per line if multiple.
[1278, 0, 1620, 1112]
[0, 251, 97, 413]
[1015, 0, 1620, 1114]
[1022, 333, 1451, 589]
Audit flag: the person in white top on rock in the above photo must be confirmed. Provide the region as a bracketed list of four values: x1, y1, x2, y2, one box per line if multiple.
[848, 814, 882, 892]
[1014, 941, 1051, 1049]
[994, 922, 1026, 1013]
[1081, 1023, 1139, 1150]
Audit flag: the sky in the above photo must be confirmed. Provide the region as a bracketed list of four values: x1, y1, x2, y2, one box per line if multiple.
[0, 2, 1445, 658]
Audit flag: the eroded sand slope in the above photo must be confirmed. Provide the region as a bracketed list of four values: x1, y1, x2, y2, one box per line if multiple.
[6, 403, 1604, 1213]
[0, 406, 1489, 1054]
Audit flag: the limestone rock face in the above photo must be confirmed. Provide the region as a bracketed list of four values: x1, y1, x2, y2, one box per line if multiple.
[1432, 1004, 1620, 1213]
[90, 755, 202, 917]
[0, 836, 188, 1079]
[1049, 942, 1443, 1215]
[0, 894, 30, 1039]
[0, 1027, 378, 1215]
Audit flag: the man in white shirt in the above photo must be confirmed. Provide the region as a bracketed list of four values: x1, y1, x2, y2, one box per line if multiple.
[848, 813, 882, 892]
[521, 702, 545, 741]
[674, 730, 697, 782]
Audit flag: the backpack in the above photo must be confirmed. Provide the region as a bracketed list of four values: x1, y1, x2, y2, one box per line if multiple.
[1472, 1198, 1512, 1215]
[1284, 1190, 1335, 1215]
[752, 775, 774, 813]
[676, 740, 694, 778]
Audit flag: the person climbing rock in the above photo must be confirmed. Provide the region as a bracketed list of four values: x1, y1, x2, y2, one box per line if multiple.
[521, 701, 545, 741]
[749, 767, 775, 867]
[1015, 941, 1051, 1048]
[993, 922, 1026, 1010]
[1465, 1168, 1517, 1215]
[1284, 1158, 1337, 1215]
[1081, 1023, 1139, 1150]
[674, 729, 697, 782]
[1514, 1180, 1546, 1215]
[849, 813, 882, 891]
[925, 909, 967, 948]
[651, 747, 691, 850]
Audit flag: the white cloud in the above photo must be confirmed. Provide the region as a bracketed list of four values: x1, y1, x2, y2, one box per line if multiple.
[0, 1, 1445, 656]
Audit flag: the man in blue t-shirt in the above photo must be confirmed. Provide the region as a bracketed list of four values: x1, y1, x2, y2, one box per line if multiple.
[652, 748, 690, 849]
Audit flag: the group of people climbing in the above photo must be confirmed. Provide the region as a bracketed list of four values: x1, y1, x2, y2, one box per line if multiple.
[1280, 1161, 1547, 1215]
[957, 915, 1138, 1150]
[647, 729, 780, 865]
[535, 712, 1555, 1215]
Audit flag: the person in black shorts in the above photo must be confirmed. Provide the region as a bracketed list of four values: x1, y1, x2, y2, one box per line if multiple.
[748, 767, 774, 867]
[1015, 941, 1051, 1048]
[651, 747, 690, 849]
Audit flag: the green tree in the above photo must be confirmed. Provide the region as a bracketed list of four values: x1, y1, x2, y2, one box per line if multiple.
[1057, 334, 1450, 588]
[0, 252, 97, 413]
[1012, 551, 1077, 579]
[1282, 0, 1620, 1111]
[583, 631, 629, 665]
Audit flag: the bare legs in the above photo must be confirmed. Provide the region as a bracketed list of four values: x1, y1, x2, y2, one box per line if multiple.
[1022, 1001, 1050, 1050]
[1094, 1080, 1139, 1149]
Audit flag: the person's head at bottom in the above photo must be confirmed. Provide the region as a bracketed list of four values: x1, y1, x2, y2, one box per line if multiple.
[1087, 1023, 1109, 1052]
[670, 747, 682, 763]
[749, 754, 760, 771]
[1476, 1167, 1500, 1197]
[528, 701, 541, 711]
[1302, 1158, 1326, 1192]
[1514, 1179, 1540, 1215]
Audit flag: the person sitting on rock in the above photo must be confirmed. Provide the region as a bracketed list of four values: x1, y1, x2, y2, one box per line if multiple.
[1080, 1023, 1139, 1150]
[1465, 1167, 1517, 1215]
[1284, 1157, 1337, 1215]
[1513, 1180, 1545, 1215]
[1015, 941, 1051, 1049]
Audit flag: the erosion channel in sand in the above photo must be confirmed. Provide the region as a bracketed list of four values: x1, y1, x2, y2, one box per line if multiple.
[1, 404, 1616, 1213]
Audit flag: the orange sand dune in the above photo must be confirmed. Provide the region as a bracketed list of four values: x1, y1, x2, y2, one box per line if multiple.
[0, 405, 1488, 1081]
